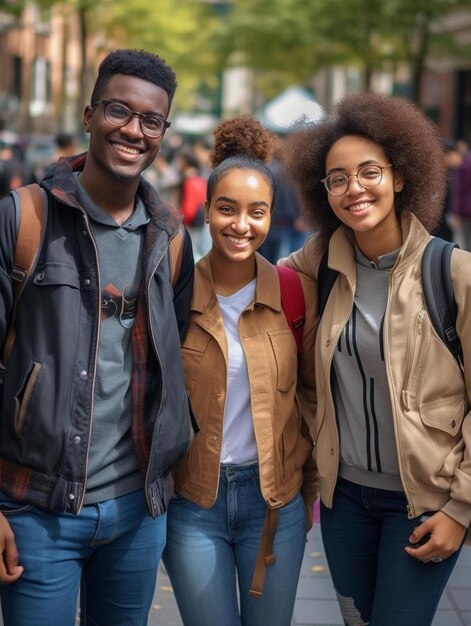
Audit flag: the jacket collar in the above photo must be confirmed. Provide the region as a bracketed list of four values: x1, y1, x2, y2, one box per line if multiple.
[328, 211, 430, 277]
[192, 252, 282, 314]
[40, 152, 181, 238]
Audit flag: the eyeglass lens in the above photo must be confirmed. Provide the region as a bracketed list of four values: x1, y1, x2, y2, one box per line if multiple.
[104, 102, 165, 137]
[326, 165, 384, 195]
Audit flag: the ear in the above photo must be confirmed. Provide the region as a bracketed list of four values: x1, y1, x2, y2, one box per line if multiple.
[204, 201, 210, 224]
[83, 105, 93, 134]
[393, 173, 404, 193]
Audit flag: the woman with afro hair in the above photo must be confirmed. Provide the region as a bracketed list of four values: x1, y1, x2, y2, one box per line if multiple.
[162, 116, 319, 625]
[282, 91, 471, 625]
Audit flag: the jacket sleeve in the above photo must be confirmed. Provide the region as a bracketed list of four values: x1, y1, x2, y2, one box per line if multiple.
[278, 232, 323, 279]
[441, 248, 471, 529]
[172, 228, 194, 341]
[296, 272, 320, 518]
[0, 195, 17, 362]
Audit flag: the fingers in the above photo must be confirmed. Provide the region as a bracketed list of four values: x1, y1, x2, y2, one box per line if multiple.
[404, 511, 467, 563]
[0, 562, 24, 584]
[408, 523, 430, 546]
[404, 544, 444, 563]
[0, 538, 24, 584]
[0, 512, 24, 584]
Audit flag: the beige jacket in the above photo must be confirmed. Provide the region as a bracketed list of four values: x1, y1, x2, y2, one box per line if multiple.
[285, 212, 471, 529]
[173, 252, 319, 513]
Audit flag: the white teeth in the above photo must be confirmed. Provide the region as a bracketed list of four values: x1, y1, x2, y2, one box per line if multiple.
[348, 202, 372, 212]
[227, 236, 250, 244]
[113, 143, 140, 155]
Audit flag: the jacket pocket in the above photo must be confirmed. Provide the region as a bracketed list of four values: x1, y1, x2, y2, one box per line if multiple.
[418, 396, 466, 477]
[33, 262, 81, 289]
[419, 396, 465, 436]
[268, 329, 297, 392]
[181, 331, 211, 395]
[14, 362, 41, 436]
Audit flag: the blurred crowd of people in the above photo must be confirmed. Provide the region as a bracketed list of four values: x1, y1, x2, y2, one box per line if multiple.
[2, 124, 471, 258]
[437, 137, 471, 251]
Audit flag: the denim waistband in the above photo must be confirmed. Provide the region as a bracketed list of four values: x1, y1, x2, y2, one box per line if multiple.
[219, 463, 259, 480]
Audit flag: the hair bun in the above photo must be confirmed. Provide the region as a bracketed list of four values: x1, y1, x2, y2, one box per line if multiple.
[210, 116, 275, 168]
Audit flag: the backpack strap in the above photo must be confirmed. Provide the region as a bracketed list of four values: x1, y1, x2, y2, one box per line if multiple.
[2, 184, 46, 366]
[275, 265, 305, 357]
[169, 225, 184, 288]
[421, 237, 462, 369]
[318, 250, 338, 317]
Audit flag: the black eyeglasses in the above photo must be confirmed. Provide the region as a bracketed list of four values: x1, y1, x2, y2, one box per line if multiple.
[92, 100, 171, 138]
[321, 164, 392, 196]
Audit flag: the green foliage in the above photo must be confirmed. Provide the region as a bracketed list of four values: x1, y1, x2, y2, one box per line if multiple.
[220, 0, 471, 100]
[0, 0, 28, 16]
[97, 0, 222, 111]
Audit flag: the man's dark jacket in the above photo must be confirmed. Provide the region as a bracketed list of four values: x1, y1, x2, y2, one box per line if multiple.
[0, 153, 196, 517]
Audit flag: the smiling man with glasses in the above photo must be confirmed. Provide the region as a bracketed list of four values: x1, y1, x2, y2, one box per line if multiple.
[0, 48, 195, 626]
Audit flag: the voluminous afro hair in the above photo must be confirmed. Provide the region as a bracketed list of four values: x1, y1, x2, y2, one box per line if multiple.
[90, 48, 177, 109]
[207, 116, 276, 205]
[284, 92, 446, 247]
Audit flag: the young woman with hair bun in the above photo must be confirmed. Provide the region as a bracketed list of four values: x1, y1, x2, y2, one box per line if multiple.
[163, 116, 318, 626]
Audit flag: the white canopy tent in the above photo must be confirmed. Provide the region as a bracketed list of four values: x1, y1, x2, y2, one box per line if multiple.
[256, 86, 324, 134]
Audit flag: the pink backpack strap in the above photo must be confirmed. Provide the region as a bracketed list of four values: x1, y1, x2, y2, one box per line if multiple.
[275, 265, 305, 357]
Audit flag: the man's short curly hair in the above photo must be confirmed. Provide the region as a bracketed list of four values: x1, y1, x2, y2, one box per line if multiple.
[284, 92, 446, 246]
[90, 49, 177, 110]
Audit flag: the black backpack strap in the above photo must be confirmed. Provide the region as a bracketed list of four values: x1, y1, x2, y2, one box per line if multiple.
[421, 237, 462, 369]
[318, 251, 339, 317]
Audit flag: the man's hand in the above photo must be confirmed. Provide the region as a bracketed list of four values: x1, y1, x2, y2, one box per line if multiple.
[0, 512, 23, 583]
[404, 510, 466, 563]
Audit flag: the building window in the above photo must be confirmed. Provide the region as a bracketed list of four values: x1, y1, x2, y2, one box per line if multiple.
[13, 56, 22, 100]
[30, 57, 51, 116]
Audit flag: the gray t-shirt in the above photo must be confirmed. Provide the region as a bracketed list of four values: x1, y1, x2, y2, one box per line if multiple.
[333, 244, 403, 491]
[76, 178, 150, 504]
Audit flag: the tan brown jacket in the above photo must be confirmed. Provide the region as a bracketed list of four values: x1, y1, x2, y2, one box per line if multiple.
[284, 212, 471, 529]
[173, 252, 319, 514]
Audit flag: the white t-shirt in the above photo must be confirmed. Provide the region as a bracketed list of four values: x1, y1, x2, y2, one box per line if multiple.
[216, 279, 258, 466]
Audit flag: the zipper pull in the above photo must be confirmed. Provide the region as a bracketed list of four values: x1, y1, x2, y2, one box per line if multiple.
[402, 389, 411, 411]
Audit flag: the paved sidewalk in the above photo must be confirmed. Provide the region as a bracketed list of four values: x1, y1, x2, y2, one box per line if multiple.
[150, 524, 471, 626]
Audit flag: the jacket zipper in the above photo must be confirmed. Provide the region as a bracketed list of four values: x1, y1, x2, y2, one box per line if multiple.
[144, 239, 172, 517]
[76, 212, 101, 514]
[384, 273, 416, 519]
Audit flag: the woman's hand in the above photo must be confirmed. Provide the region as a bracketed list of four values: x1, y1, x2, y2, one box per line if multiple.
[404, 510, 467, 563]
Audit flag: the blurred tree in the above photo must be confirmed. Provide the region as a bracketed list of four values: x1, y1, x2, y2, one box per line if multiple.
[0, 1, 27, 15]
[33, 0, 98, 119]
[97, 0, 222, 112]
[218, 0, 471, 104]
[385, 0, 471, 103]
[15, 0, 222, 117]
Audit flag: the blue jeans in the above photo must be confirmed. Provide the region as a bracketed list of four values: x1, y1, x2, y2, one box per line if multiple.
[163, 464, 307, 626]
[320, 477, 463, 626]
[0, 489, 166, 626]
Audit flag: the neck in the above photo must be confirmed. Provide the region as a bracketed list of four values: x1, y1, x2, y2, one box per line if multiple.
[209, 249, 257, 296]
[354, 219, 403, 265]
[79, 167, 139, 225]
